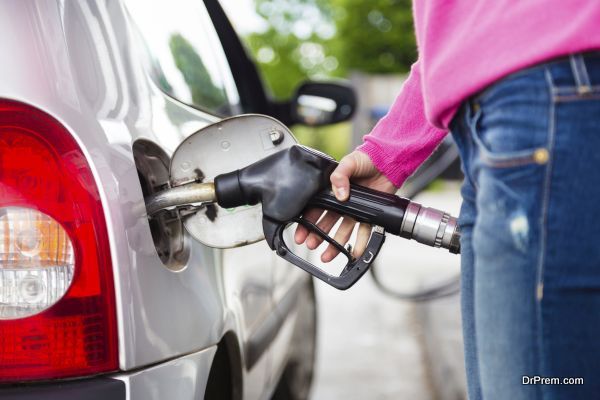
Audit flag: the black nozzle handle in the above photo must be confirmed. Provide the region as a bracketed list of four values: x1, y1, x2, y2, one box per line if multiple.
[263, 217, 386, 290]
[214, 145, 337, 222]
[307, 184, 410, 236]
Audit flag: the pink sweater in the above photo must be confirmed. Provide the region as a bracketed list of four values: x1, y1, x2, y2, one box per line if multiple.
[358, 1, 600, 186]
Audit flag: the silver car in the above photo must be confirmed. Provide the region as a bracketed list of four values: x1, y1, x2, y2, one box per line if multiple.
[0, 0, 356, 398]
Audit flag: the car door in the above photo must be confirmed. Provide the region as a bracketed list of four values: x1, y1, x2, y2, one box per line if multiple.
[124, 0, 276, 396]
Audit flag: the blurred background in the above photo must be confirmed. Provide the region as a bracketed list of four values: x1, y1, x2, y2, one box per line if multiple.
[221, 0, 416, 158]
[220, 1, 467, 398]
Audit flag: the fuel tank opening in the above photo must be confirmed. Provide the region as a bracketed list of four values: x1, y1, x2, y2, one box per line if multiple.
[133, 139, 190, 271]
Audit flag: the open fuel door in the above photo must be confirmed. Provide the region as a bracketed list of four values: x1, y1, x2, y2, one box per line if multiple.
[169, 114, 297, 248]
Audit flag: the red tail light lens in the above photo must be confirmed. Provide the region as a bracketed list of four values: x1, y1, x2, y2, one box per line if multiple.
[0, 100, 118, 381]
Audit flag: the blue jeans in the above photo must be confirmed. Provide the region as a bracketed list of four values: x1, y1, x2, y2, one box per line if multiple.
[452, 53, 600, 400]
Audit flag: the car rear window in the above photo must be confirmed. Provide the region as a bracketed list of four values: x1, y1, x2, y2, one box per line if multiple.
[125, 0, 241, 116]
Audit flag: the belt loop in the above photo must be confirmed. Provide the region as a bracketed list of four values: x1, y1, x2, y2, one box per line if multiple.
[569, 53, 592, 94]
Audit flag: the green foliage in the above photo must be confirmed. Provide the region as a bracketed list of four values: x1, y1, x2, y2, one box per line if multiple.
[329, 0, 416, 74]
[245, 0, 339, 99]
[245, 29, 316, 100]
[234, 1, 416, 156]
[244, 0, 416, 100]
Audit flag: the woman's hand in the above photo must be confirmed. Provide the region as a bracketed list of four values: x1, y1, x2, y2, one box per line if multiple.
[294, 150, 397, 262]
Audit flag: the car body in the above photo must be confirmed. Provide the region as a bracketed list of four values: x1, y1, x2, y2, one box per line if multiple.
[0, 1, 356, 398]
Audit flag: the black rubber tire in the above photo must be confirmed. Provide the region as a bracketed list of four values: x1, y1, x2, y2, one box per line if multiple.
[271, 278, 317, 400]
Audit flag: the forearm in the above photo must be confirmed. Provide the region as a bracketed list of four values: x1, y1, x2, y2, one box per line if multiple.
[357, 61, 448, 187]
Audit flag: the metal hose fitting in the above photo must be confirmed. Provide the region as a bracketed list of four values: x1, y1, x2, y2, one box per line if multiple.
[145, 182, 217, 216]
[400, 201, 461, 254]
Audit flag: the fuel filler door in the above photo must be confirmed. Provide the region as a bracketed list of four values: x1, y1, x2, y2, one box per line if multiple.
[169, 114, 297, 248]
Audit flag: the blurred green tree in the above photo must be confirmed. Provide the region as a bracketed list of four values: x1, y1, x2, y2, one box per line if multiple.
[245, 0, 337, 100]
[329, 0, 416, 74]
[169, 33, 227, 111]
[245, 0, 416, 99]
[236, 0, 416, 159]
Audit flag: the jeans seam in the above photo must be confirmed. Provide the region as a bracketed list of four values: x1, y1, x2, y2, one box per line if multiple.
[553, 93, 600, 102]
[534, 68, 556, 400]
[552, 85, 600, 96]
[479, 152, 540, 167]
[569, 54, 592, 93]
[553, 84, 600, 94]
[466, 140, 479, 193]
[463, 103, 480, 191]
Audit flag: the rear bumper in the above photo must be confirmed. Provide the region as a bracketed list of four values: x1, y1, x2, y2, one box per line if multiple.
[0, 345, 217, 400]
[0, 378, 125, 400]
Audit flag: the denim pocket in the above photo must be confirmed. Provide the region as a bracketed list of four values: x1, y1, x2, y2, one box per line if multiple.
[467, 98, 550, 169]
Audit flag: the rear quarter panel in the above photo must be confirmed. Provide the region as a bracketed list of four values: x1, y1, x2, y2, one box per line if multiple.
[0, 0, 234, 372]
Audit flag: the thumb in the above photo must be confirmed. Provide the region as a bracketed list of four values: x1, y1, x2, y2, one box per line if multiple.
[330, 154, 358, 201]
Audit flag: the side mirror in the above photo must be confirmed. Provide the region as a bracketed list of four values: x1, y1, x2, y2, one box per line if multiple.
[290, 81, 357, 126]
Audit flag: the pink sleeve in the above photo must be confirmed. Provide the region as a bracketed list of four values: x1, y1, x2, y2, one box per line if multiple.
[357, 62, 448, 187]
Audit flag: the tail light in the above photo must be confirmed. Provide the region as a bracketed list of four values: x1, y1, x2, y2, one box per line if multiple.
[0, 100, 118, 381]
[1, 207, 75, 319]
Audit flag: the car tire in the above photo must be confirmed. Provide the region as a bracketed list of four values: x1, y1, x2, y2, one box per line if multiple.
[271, 278, 317, 400]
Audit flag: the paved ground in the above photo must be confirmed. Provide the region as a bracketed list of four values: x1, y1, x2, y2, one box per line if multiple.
[309, 184, 467, 400]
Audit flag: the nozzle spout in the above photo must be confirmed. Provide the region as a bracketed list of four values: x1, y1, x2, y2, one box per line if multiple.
[400, 201, 461, 254]
[145, 182, 217, 216]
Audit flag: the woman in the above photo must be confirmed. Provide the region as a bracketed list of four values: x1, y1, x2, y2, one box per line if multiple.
[295, 2, 600, 399]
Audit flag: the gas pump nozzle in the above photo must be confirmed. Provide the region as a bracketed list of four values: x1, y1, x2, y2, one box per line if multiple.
[146, 145, 460, 290]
